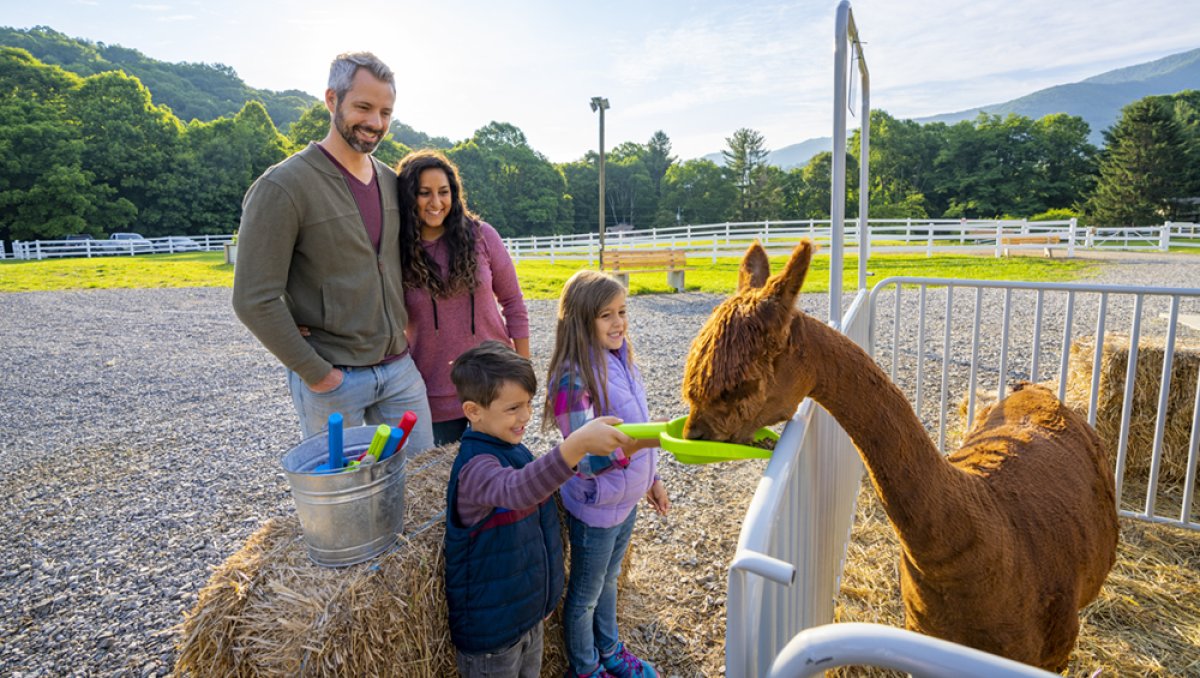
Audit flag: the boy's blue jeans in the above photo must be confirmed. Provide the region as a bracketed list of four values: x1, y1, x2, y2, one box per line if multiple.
[287, 354, 434, 453]
[563, 507, 638, 673]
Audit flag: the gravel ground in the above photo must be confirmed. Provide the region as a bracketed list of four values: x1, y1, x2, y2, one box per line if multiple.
[2, 250, 1199, 677]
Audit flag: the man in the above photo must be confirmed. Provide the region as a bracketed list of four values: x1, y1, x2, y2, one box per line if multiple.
[233, 52, 433, 451]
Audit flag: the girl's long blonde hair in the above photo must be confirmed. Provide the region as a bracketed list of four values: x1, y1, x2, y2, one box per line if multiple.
[542, 270, 635, 431]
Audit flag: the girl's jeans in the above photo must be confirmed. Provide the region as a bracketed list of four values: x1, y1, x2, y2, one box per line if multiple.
[563, 506, 638, 673]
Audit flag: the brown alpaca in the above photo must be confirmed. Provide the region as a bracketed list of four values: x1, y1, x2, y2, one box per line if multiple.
[683, 240, 1119, 672]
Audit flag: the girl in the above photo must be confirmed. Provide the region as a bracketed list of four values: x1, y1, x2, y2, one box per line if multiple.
[543, 270, 668, 678]
[396, 150, 530, 446]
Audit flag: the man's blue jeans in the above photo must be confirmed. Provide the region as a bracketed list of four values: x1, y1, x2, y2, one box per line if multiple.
[563, 507, 638, 673]
[287, 354, 434, 454]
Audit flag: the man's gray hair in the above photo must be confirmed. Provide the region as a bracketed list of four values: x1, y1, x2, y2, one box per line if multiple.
[328, 52, 395, 103]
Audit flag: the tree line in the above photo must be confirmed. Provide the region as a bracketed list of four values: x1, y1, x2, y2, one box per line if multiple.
[0, 26, 312, 130]
[3, 45, 1199, 245]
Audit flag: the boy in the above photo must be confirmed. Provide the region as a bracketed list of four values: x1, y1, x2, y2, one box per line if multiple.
[444, 340, 631, 678]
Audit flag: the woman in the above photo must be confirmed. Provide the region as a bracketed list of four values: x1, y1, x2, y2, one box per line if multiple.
[397, 150, 530, 445]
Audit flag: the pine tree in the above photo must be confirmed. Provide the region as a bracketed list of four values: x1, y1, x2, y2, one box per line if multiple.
[723, 128, 769, 220]
[645, 130, 676, 200]
[1086, 97, 1189, 226]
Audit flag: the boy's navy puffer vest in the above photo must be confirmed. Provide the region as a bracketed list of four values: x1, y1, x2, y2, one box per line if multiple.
[444, 430, 565, 653]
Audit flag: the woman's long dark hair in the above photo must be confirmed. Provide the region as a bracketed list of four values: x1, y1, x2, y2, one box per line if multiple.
[396, 150, 478, 296]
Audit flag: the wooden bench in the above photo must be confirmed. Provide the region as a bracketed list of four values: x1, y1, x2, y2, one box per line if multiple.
[601, 248, 692, 292]
[1000, 235, 1061, 258]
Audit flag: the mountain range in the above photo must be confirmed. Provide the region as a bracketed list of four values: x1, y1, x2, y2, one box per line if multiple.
[707, 47, 1200, 170]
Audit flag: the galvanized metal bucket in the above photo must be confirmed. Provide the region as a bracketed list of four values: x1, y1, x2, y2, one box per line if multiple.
[281, 425, 406, 567]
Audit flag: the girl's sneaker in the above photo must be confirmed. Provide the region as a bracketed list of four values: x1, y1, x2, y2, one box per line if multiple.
[601, 642, 658, 678]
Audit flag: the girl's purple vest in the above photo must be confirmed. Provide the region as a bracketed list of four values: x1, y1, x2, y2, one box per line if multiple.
[560, 343, 658, 528]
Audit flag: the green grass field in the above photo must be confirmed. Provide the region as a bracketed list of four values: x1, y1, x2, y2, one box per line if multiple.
[0, 250, 1103, 298]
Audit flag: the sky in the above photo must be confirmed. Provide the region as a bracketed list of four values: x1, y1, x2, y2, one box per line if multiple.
[6, 0, 1200, 163]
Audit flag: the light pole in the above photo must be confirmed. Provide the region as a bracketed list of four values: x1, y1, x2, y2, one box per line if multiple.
[590, 96, 610, 269]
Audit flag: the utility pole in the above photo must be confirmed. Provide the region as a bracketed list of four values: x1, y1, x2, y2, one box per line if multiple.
[590, 97, 610, 269]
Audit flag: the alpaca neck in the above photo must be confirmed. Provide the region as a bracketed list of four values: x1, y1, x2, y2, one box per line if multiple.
[801, 315, 978, 563]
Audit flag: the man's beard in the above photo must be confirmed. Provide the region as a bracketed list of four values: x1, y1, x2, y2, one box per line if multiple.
[334, 107, 385, 154]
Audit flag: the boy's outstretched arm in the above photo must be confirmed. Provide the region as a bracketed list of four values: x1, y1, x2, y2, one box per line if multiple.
[559, 416, 632, 468]
[454, 417, 632, 527]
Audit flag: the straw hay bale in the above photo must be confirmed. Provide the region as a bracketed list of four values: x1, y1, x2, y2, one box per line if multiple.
[173, 445, 466, 677]
[173, 445, 576, 676]
[1064, 334, 1199, 483]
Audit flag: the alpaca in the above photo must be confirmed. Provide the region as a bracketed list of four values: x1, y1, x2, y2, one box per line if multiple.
[683, 240, 1119, 672]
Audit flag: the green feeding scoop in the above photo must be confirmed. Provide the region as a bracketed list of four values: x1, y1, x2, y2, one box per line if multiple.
[617, 415, 779, 464]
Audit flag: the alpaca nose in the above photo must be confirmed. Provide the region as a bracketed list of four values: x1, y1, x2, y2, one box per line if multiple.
[683, 415, 710, 441]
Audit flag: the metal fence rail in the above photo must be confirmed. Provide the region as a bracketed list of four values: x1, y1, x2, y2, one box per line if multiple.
[766, 623, 1057, 678]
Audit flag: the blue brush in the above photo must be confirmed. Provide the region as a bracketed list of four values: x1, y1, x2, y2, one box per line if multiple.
[377, 427, 404, 462]
[313, 412, 344, 472]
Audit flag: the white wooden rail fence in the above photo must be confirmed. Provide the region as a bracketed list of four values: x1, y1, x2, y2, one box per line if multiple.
[497, 219, 1198, 265]
[9, 222, 1197, 262]
[7, 234, 234, 260]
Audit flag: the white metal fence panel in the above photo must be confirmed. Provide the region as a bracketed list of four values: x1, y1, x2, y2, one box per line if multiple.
[869, 277, 1200, 531]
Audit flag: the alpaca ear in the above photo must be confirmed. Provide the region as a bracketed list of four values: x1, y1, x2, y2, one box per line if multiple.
[766, 240, 815, 303]
[738, 241, 771, 291]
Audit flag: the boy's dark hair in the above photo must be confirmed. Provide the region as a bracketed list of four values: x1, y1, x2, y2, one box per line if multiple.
[450, 340, 537, 407]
